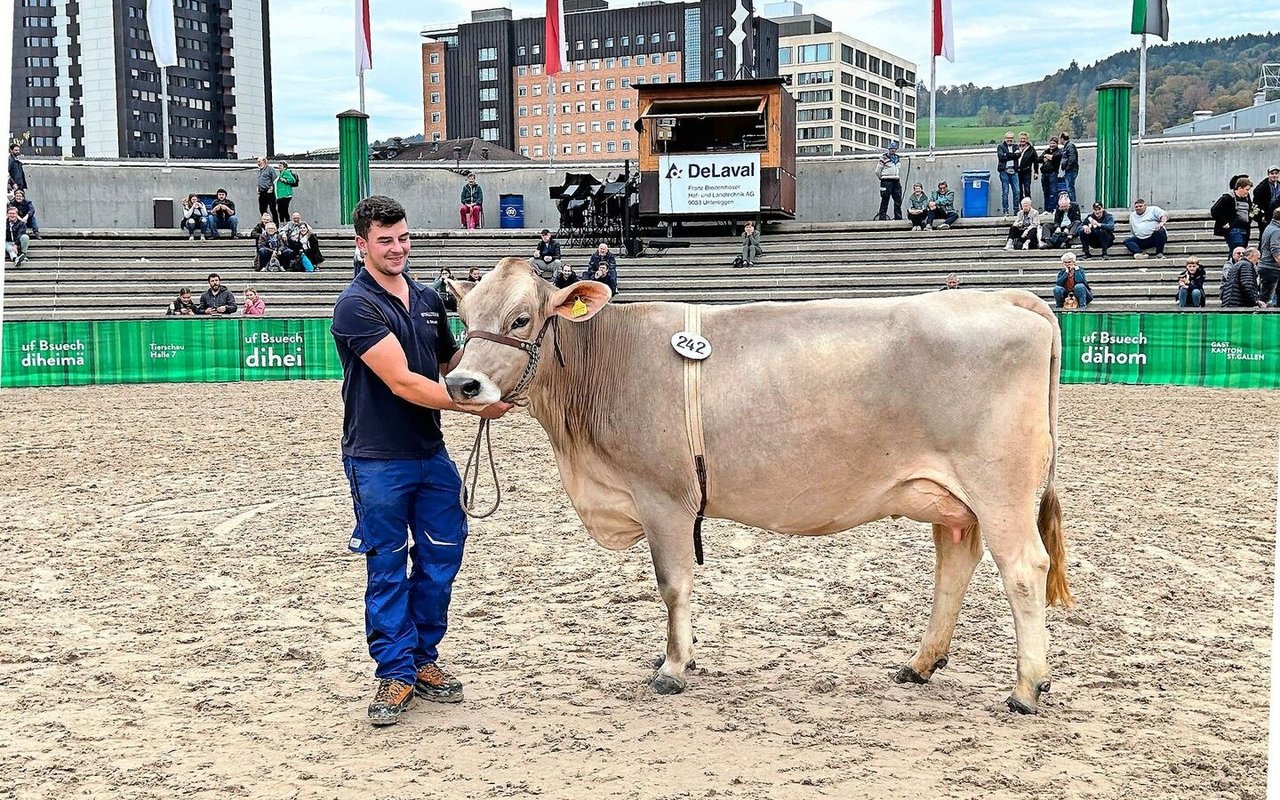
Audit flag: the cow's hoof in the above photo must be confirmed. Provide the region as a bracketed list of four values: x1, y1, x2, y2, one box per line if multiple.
[1005, 695, 1039, 715]
[893, 656, 947, 685]
[650, 673, 687, 695]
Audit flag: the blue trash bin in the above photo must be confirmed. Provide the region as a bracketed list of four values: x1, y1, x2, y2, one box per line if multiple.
[499, 194, 525, 229]
[961, 170, 991, 218]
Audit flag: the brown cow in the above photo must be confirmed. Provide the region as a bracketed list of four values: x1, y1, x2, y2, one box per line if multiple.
[447, 258, 1071, 714]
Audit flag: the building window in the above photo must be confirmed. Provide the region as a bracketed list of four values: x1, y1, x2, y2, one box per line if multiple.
[713, 25, 723, 37]
[667, 31, 676, 42]
[532, 44, 541, 55]
[881, 85, 893, 99]
[479, 88, 498, 101]
[590, 38, 599, 48]
[479, 67, 498, 81]
[651, 33, 660, 44]
[534, 125, 543, 136]
[591, 142, 601, 153]
[667, 52, 677, 64]
[517, 46, 526, 56]
[520, 146, 529, 156]
[798, 126, 834, 140]
[841, 90, 854, 104]
[714, 47, 724, 60]
[562, 103, 570, 114]
[519, 106, 529, 116]
[841, 44, 854, 64]
[430, 92, 440, 103]
[480, 108, 498, 121]
[576, 122, 586, 133]
[855, 50, 867, 69]
[606, 100, 616, 111]
[606, 120, 616, 131]
[591, 121, 601, 132]
[622, 119, 631, 130]
[576, 102, 585, 113]
[605, 37, 614, 47]
[797, 108, 833, 122]
[478, 47, 497, 61]
[432, 132, 441, 142]
[637, 54, 647, 66]
[779, 47, 792, 65]
[621, 78, 630, 88]
[605, 79, 615, 90]
[841, 126, 854, 140]
[480, 127, 499, 141]
[621, 56, 631, 67]
[621, 36, 629, 46]
[519, 126, 529, 137]
[796, 89, 833, 103]
[430, 53, 440, 64]
[621, 98, 631, 109]
[561, 82, 571, 93]
[797, 44, 832, 63]
[562, 123, 571, 134]
[590, 80, 599, 91]
[575, 40, 584, 50]
[431, 112, 441, 123]
[431, 73, 440, 84]
[533, 85, 543, 96]
[796, 71, 833, 85]
[534, 146, 543, 157]
[607, 141, 617, 152]
[622, 141, 631, 151]
[518, 66, 527, 77]
[576, 143, 587, 154]
[590, 101, 600, 111]
[518, 86, 528, 97]
[712, 70, 723, 80]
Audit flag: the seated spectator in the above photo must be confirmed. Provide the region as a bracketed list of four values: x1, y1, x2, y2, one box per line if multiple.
[294, 222, 324, 271]
[927, 181, 958, 229]
[1080, 202, 1115, 259]
[1210, 176, 1254, 256]
[10, 189, 39, 238]
[1175, 256, 1206, 308]
[466, 266, 482, 283]
[249, 212, 273, 240]
[940, 272, 961, 290]
[586, 241, 618, 294]
[459, 172, 483, 230]
[1220, 247, 1265, 308]
[1124, 198, 1169, 259]
[242, 286, 265, 316]
[197, 273, 237, 315]
[203, 189, 239, 239]
[5, 205, 30, 266]
[906, 183, 930, 231]
[1043, 193, 1083, 249]
[1004, 198, 1041, 250]
[554, 262, 580, 289]
[281, 211, 304, 242]
[166, 287, 198, 316]
[431, 268, 458, 311]
[1259, 208, 1280, 306]
[256, 222, 295, 272]
[531, 228, 563, 278]
[1053, 252, 1091, 309]
[181, 194, 207, 241]
[738, 220, 763, 267]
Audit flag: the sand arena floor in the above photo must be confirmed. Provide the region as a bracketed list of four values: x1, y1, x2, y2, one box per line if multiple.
[0, 382, 1274, 800]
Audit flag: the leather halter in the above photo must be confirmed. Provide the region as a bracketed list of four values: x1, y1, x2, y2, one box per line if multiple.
[461, 314, 563, 403]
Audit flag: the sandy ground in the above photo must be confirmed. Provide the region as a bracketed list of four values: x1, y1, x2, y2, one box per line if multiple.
[0, 382, 1274, 800]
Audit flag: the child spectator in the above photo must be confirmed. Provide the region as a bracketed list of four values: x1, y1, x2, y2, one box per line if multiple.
[738, 221, 762, 267]
[1004, 198, 1041, 250]
[5, 205, 30, 265]
[204, 189, 238, 239]
[906, 183, 929, 230]
[10, 189, 39, 238]
[167, 288, 198, 316]
[242, 287, 266, 316]
[459, 173, 483, 230]
[1175, 257, 1206, 308]
[274, 162, 299, 220]
[181, 194, 207, 241]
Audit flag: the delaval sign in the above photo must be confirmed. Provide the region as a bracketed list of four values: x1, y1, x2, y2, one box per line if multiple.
[658, 153, 761, 214]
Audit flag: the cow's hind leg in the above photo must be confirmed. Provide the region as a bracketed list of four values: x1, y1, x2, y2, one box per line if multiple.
[984, 512, 1052, 714]
[643, 510, 698, 695]
[896, 523, 982, 685]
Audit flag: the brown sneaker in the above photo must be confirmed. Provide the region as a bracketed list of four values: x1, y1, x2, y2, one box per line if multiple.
[368, 678, 415, 726]
[415, 663, 464, 703]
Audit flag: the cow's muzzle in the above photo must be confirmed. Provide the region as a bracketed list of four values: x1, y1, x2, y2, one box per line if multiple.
[455, 316, 562, 404]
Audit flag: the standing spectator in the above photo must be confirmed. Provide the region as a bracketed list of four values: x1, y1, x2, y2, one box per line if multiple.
[295, 222, 325, 271]
[459, 173, 483, 230]
[586, 241, 618, 294]
[1175, 256, 1207, 308]
[1210, 176, 1254, 255]
[531, 228, 563, 277]
[874, 141, 903, 221]
[1253, 165, 1280, 240]
[181, 194, 207, 241]
[1038, 138, 1062, 211]
[8, 144, 26, 191]
[1044, 193, 1083, 250]
[1123, 199, 1169, 259]
[1015, 131, 1038, 201]
[256, 222, 295, 271]
[1080, 202, 1116, 259]
[204, 188, 238, 239]
[1058, 132, 1080, 203]
[906, 183, 930, 230]
[5, 205, 30, 266]
[256, 156, 279, 223]
[329, 194, 511, 726]
[554, 262, 580, 289]
[1223, 246, 1246, 281]
[166, 288, 198, 316]
[242, 287, 266, 316]
[197, 273, 237, 315]
[10, 188, 40, 238]
[274, 161, 299, 220]
[739, 220, 763, 266]
[1257, 208, 1280, 306]
[1004, 197, 1041, 250]
[1053, 252, 1091, 309]
[927, 181, 958, 229]
[1220, 247, 1265, 308]
[996, 132, 1019, 214]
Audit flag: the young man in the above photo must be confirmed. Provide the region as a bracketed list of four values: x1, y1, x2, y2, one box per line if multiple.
[197, 273, 237, 315]
[1058, 131, 1079, 203]
[5, 205, 30, 265]
[10, 188, 40, 238]
[330, 195, 511, 726]
[739, 221, 762, 266]
[204, 189, 239, 239]
[1079, 202, 1116, 259]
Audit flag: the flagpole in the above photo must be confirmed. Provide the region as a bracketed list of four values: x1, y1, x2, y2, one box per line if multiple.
[929, 54, 937, 154]
[358, 71, 366, 114]
[548, 74, 556, 169]
[1138, 32, 1147, 143]
[161, 66, 170, 163]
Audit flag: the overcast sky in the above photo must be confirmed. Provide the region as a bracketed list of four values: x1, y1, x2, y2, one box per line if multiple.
[269, 0, 1278, 153]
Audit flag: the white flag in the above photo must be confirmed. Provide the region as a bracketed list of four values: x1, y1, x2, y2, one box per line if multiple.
[147, 0, 178, 68]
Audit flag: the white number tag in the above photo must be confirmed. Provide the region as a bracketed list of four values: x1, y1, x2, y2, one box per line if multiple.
[671, 331, 712, 360]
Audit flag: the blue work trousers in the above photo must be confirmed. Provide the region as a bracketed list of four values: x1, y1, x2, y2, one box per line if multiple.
[343, 452, 467, 684]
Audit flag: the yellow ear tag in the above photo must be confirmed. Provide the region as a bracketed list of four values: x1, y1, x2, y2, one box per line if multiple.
[571, 298, 589, 318]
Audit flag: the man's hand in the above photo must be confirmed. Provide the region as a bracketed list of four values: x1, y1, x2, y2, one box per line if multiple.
[471, 401, 514, 420]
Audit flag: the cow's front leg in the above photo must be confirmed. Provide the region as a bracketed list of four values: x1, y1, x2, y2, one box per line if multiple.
[645, 517, 696, 695]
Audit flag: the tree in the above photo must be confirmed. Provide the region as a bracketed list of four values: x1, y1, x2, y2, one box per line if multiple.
[978, 105, 1002, 127]
[1053, 99, 1085, 139]
[1029, 101, 1061, 140]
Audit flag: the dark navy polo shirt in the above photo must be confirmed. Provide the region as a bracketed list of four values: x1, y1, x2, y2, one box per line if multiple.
[331, 269, 458, 459]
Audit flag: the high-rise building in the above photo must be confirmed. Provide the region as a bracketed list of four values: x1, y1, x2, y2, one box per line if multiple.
[8, 0, 273, 159]
[764, 2, 917, 154]
[421, 0, 778, 161]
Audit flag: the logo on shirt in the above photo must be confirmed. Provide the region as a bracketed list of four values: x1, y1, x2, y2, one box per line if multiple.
[421, 311, 439, 323]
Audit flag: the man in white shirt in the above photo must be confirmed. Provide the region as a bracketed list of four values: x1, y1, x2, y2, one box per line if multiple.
[1123, 198, 1169, 259]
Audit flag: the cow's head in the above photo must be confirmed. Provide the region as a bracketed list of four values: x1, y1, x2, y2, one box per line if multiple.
[445, 257, 611, 405]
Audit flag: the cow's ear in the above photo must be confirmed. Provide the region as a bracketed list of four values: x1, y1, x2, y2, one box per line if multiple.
[549, 280, 611, 323]
[447, 278, 476, 300]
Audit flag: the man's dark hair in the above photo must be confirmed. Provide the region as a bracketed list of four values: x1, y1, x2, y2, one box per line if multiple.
[215, 187, 227, 194]
[207, 272, 220, 281]
[540, 228, 551, 235]
[1060, 131, 1070, 140]
[1092, 202, 1103, 209]
[352, 195, 407, 238]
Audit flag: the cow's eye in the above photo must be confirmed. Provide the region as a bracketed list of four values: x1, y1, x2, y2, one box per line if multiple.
[511, 315, 531, 330]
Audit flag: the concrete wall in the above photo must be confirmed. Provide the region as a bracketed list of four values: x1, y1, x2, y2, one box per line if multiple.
[21, 130, 1280, 229]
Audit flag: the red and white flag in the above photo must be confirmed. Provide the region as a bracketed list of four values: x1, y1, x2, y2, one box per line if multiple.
[932, 0, 954, 62]
[545, 0, 566, 75]
[356, 0, 372, 74]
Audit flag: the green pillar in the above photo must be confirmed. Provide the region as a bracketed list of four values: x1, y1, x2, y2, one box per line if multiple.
[1094, 80, 1133, 209]
[337, 109, 371, 226]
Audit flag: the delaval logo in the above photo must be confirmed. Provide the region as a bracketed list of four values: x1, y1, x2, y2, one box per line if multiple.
[667, 161, 757, 180]
[666, 164, 683, 179]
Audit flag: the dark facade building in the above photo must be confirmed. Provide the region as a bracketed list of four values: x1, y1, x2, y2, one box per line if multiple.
[422, 0, 778, 160]
[8, 0, 272, 159]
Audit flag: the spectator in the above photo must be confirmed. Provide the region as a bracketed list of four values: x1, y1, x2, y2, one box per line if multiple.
[1053, 252, 1091, 309]
[295, 222, 325, 271]
[1080, 202, 1116, 259]
[256, 156, 279, 223]
[1038, 138, 1062, 211]
[197, 273, 237, 315]
[1015, 131, 1038, 201]
[1044, 193, 1083, 249]
[1223, 246, 1246, 281]
[1123, 198, 1169, 259]
[1253, 165, 1280, 240]
[249, 212, 273, 240]
[5, 205, 30, 266]
[906, 183, 930, 230]
[431, 268, 459, 311]
[204, 188, 238, 239]
[1220, 247, 1265, 309]
[1058, 132, 1080, 203]
[586, 241, 618, 294]
[7, 144, 26, 191]
[181, 194, 207, 241]
[256, 222, 294, 272]
[1175, 256, 1207, 308]
[996, 132, 1019, 214]
[242, 287, 266, 316]
[940, 272, 961, 290]
[166, 287, 198, 316]
[554, 262, 580, 289]
[1210, 176, 1254, 255]
[1257, 208, 1280, 306]
[459, 173, 483, 230]
[531, 228, 563, 278]
[10, 188, 40, 238]
[281, 210, 304, 242]
[466, 266, 482, 283]
[927, 181, 958, 229]
[739, 220, 763, 266]
[274, 161, 299, 220]
[1004, 197, 1041, 250]
[874, 141, 903, 221]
